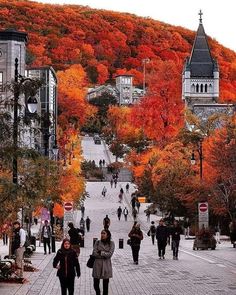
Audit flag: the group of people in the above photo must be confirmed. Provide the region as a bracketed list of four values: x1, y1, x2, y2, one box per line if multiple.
[116, 206, 129, 221]
[110, 173, 119, 188]
[99, 159, 106, 167]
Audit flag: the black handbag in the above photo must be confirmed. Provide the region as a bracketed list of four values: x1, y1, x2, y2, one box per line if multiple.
[86, 255, 95, 268]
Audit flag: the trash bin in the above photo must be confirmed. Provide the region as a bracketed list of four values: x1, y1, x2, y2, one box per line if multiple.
[119, 239, 124, 249]
[93, 238, 98, 246]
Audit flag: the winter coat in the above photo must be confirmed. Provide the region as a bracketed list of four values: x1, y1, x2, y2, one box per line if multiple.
[170, 226, 182, 241]
[128, 228, 143, 246]
[156, 225, 169, 242]
[68, 228, 81, 245]
[53, 248, 80, 278]
[149, 225, 156, 236]
[92, 240, 115, 279]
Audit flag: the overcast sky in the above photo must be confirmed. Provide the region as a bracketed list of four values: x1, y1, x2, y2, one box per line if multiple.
[34, 0, 236, 51]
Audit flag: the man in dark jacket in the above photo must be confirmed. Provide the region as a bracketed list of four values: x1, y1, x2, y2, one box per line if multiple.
[170, 220, 182, 260]
[117, 206, 122, 221]
[156, 219, 169, 259]
[41, 220, 52, 255]
[68, 222, 81, 256]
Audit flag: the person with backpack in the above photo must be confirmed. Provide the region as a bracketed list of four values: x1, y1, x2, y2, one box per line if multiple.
[12, 221, 26, 278]
[41, 220, 52, 255]
[123, 207, 129, 221]
[148, 221, 156, 245]
[68, 222, 81, 256]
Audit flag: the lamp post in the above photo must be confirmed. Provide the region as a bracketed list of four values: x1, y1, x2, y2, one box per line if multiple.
[142, 58, 150, 94]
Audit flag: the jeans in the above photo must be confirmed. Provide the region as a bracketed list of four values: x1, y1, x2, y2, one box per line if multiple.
[157, 240, 166, 257]
[59, 276, 75, 295]
[94, 278, 109, 295]
[172, 240, 180, 257]
[131, 245, 140, 262]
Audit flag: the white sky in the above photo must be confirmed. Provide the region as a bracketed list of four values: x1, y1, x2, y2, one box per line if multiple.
[35, 0, 236, 51]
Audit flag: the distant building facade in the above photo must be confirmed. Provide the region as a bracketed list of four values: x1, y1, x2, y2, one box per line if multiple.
[87, 74, 144, 105]
[182, 12, 235, 122]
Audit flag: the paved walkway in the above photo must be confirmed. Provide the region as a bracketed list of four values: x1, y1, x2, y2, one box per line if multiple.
[1, 181, 236, 294]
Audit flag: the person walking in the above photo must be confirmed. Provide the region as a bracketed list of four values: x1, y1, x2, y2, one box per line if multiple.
[102, 186, 107, 197]
[123, 207, 129, 221]
[102, 159, 105, 166]
[12, 221, 26, 278]
[118, 192, 123, 203]
[131, 196, 136, 210]
[41, 220, 52, 255]
[81, 205, 85, 218]
[148, 221, 156, 245]
[136, 199, 140, 213]
[132, 208, 138, 221]
[53, 239, 80, 295]
[120, 187, 124, 196]
[79, 218, 85, 233]
[2, 223, 9, 245]
[128, 223, 143, 264]
[92, 229, 115, 295]
[68, 222, 81, 256]
[103, 215, 110, 230]
[214, 224, 221, 244]
[146, 209, 151, 222]
[117, 206, 122, 221]
[125, 183, 129, 193]
[170, 220, 182, 260]
[110, 178, 114, 188]
[114, 178, 118, 188]
[156, 219, 169, 259]
[183, 217, 190, 239]
[86, 216, 91, 232]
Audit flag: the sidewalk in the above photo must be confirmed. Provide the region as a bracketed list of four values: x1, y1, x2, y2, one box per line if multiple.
[1, 181, 236, 295]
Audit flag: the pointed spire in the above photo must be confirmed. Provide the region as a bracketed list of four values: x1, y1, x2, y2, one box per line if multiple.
[198, 9, 203, 24]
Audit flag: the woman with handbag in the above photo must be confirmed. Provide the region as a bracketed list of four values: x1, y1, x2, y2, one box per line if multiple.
[128, 223, 143, 265]
[92, 229, 115, 295]
[53, 239, 80, 295]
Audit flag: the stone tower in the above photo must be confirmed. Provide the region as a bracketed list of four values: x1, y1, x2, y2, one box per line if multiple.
[115, 74, 133, 105]
[182, 11, 219, 110]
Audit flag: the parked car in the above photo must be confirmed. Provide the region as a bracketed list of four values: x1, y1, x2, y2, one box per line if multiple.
[93, 135, 101, 144]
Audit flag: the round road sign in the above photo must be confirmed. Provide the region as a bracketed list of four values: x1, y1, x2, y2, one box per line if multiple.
[199, 203, 208, 213]
[64, 202, 73, 211]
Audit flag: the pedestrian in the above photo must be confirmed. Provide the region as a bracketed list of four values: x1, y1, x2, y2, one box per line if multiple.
[53, 238, 80, 295]
[125, 183, 129, 193]
[41, 220, 52, 255]
[114, 178, 117, 188]
[2, 223, 9, 245]
[146, 209, 150, 222]
[128, 223, 143, 264]
[170, 220, 182, 260]
[12, 221, 26, 278]
[118, 192, 123, 203]
[102, 186, 107, 197]
[120, 187, 124, 195]
[92, 229, 115, 295]
[123, 207, 129, 221]
[183, 217, 190, 239]
[136, 199, 140, 213]
[156, 219, 169, 259]
[68, 222, 81, 256]
[86, 216, 91, 232]
[132, 208, 138, 221]
[102, 159, 105, 166]
[229, 220, 236, 245]
[117, 206, 122, 221]
[103, 215, 110, 230]
[110, 178, 114, 188]
[214, 224, 221, 244]
[99, 159, 102, 167]
[34, 217, 38, 225]
[147, 221, 156, 245]
[80, 218, 85, 233]
[81, 204, 85, 218]
[131, 196, 136, 209]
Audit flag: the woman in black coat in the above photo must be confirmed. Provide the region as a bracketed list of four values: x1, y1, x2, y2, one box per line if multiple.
[53, 238, 80, 295]
[128, 223, 143, 264]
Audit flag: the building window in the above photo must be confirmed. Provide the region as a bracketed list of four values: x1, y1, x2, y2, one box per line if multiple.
[200, 84, 203, 93]
[0, 72, 3, 92]
[209, 84, 212, 92]
[205, 84, 208, 92]
[196, 84, 199, 93]
[191, 84, 195, 92]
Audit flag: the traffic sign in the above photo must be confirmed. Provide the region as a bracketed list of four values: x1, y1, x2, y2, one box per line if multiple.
[64, 202, 73, 211]
[199, 203, 208, 212]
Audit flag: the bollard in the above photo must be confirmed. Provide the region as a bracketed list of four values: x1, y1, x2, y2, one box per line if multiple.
[93, 238, 98, 246]
[119, 238, 124, 249]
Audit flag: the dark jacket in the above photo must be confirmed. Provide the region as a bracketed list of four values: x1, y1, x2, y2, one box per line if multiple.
[68, 227, 81, 245]
[170, 226, 182, 241]
[128, 228, 143, 246]
[53, 248, 80, 278]
[156, 225, 169, 242]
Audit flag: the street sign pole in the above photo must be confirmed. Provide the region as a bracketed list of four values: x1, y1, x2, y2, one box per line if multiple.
[198, 202, 209, 230]
[63, 201, 74, 238]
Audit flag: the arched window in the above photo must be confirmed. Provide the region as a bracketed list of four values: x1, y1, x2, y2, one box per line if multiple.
[200, 84, 203, 93]
[205, 84, 208, 92]
[209, 84, 212, 92]
[196, 84, 199, 93]
[191, 84, 195, 92]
